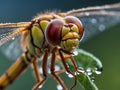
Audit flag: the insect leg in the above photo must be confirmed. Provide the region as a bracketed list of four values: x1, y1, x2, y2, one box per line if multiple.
[68, 55, 82, 74]
[32, 59, 42, 83]
[50, 48, 68, 90]
[58, 49, 77, 90]
[57, 53, 82, 74]
[33, 49, 48, 90]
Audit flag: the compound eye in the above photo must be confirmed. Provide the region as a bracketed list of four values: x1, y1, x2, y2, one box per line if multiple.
[45, 19, 64, 46]
[64, 16, 84, 40]
[45, 16, 84, 52]
[60, 16, 84, 52]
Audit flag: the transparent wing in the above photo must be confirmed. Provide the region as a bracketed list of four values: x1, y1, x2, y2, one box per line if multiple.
[0, 28, 22, 61]
[61, 3, 120, 42]
[78, 15, 120, 42]
[0, 22, 31, 61]
[0, 34, 22, 61]
[0, 22, 31, 46]
[0, 27, 26, 46]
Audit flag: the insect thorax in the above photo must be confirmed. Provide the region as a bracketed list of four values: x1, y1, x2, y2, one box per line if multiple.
[25, 19, 51, 57]
[21, 13, 61, 57]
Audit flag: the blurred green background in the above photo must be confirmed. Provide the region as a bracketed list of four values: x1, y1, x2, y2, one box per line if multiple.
[0, 0, 120, 90]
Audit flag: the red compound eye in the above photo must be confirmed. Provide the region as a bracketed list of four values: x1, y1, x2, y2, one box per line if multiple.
[45, 16, 84, 49]
[64, 16, 84, 39]
[45, 19, 64, 46]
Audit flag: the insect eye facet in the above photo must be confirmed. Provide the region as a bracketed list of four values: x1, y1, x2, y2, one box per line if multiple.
[60, 16, 84, 52]
[71, 24, 79, 33]
[61, 25, 70, 37]
[64, 16, 84, 40]
[45, 16, 84, 52]
[45, 19, 64, 46]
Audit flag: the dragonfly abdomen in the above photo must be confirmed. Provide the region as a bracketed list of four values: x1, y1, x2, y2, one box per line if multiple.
[0, 51, 35, 89]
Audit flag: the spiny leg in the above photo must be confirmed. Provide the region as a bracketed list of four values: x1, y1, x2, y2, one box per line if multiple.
[58, 49, 77, 90]
[32, 59, 42, 83]
[50, 48, 68, 90]
[33, 49, 48, 90]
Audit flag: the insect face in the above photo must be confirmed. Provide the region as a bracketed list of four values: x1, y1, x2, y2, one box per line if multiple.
[45, 16, 84, 52]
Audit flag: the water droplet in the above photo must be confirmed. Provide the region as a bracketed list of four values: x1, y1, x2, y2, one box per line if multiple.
[98, 24, 106, 31]
[92, 79, 95, 82]
[56, 84, 63, 90]
[12, 37, 15, 40]
[78, 67, 85, 73]
[85, 12, 90, 16]
[73, 50, 78, 56]
[66, 72, 74, 78]
[86, 68, 91, 72]
[39, 85, 43, 89]
[48, 68, 51, 74]
[87, 72, 92, 76]
[75, 71, 81, 75]
[55, 65, 60, 71]
[90, 18, 97, 24]
[86, 68, 92, 75]
[68, 74, 74, 78]
[94, 70, 102, 75]
[91, 76, 95, 82]
[39, 67, 43, 74]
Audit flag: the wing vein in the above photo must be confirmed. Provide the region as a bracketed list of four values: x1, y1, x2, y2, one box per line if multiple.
[0, 22, 31, 29]
[0, 28, 27, 46]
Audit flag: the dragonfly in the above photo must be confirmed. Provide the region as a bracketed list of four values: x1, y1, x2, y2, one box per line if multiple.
[0, 3, 120, 90]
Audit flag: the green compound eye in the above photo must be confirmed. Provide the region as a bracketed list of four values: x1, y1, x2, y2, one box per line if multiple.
[61, 25, 70, 37]
[45, 16, 84, 52]
[71, 24, 79, 33]
[64, 16, 84, 40]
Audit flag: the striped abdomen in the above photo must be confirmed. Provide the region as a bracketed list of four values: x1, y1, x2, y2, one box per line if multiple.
[0, 51, 35, 89]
